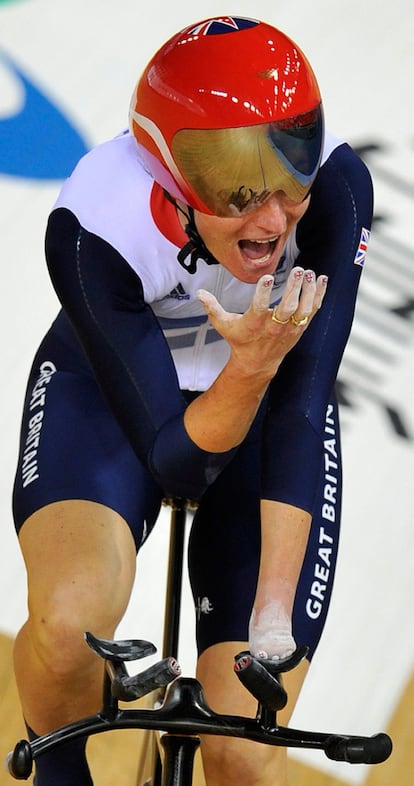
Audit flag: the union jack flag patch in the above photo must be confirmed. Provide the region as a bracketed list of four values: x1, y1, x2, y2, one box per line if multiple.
[354, 227, 370, 267]
[187, 17, 258, 36]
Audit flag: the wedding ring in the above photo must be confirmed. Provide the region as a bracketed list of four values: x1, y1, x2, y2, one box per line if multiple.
[291, 314, 309, 327]
[271, 307, 290, 324]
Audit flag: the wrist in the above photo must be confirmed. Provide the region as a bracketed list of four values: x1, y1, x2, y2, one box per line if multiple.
[226, 351, 279, 387]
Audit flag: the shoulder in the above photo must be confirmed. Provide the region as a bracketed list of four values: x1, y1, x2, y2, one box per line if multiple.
[295, 131, 374, 270]
[54, 131, 152, 226]
[51, 132, 182, 293]
[319, 131, 373, 202]
[300, 131, 373, 238]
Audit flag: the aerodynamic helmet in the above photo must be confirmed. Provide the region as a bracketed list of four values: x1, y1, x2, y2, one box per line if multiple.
[129, 16, 324, 217]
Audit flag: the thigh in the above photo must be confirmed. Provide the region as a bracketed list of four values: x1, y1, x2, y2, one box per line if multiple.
[19, 499, 138, 633]
[12, 317, 163, 551]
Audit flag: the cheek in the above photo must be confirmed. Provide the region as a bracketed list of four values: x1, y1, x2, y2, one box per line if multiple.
[197, 216, 240, 253]
[285, 206, 307, 232]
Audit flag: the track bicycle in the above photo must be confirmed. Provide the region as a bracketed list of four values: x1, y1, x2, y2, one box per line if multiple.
[7, 498, 392, 786]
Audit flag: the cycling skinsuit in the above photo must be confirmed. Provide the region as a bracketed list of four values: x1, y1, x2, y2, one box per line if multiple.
[12, 129, 373, 659]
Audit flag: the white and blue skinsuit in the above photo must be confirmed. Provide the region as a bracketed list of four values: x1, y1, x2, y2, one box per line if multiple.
[13, 128, 373, 659]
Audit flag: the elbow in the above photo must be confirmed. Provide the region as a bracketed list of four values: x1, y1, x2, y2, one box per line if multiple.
[149, 417, 237, 500]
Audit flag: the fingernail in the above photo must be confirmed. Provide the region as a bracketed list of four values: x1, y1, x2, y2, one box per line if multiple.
[305, 271, 315, 282]
[294, 269, 304, 279]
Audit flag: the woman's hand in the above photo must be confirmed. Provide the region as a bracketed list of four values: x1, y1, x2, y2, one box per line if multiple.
[249, 599, 296, 660]
[197, 267, 328, 382]
[184, 268, 327, 453]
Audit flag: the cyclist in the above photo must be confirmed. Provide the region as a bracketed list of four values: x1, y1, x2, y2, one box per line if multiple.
[12, 15, 373, 786]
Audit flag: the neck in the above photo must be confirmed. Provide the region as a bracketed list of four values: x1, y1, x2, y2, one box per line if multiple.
[164, 192, 219, 274]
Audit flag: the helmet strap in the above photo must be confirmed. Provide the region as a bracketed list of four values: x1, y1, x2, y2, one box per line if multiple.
[163, 191, 219, 274]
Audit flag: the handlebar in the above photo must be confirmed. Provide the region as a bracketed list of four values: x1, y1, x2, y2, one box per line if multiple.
[234, 652, 288, 711]
[6, 634, 393, 780]
[233, 646, 309, 711]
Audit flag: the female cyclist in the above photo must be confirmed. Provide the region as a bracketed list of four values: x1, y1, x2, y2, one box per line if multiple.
[12, 15, 373, 786]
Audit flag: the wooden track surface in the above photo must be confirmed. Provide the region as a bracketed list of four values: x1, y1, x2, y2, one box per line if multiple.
[0, 633, 412, 786]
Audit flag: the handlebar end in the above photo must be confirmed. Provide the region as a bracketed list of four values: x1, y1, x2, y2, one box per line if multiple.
[7, 740, 33, 780]
[325, 732, 393, 764]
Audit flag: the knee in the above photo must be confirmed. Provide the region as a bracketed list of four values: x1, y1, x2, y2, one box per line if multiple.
[201, 735, 286, 786]
[25, 592, 111, 680]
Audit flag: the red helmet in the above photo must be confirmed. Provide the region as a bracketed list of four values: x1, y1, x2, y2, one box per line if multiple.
[129, 16, 324, 217]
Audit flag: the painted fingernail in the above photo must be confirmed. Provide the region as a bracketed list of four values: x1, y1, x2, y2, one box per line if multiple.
[294, 269, 304, 278]
[305, 271, 315, 282]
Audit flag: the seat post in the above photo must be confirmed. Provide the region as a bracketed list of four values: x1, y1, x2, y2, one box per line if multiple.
[162, 498, 189, 661]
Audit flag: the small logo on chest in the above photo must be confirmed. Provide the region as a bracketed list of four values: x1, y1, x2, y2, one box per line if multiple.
[166, 284, 190, 300]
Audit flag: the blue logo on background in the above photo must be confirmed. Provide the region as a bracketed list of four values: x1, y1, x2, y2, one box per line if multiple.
[0, 51, 89, 180]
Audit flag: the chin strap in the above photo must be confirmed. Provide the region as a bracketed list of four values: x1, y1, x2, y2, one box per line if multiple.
[164, 191, 219, 274]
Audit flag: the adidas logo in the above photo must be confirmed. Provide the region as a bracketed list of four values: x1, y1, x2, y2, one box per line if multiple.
[166, 284, 190, 300]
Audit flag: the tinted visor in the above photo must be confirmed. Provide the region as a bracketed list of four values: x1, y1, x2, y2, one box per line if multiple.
[172, 106, 323, 216]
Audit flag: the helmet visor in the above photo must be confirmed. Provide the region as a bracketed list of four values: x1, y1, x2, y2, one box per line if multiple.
[172, 106, 324, 217]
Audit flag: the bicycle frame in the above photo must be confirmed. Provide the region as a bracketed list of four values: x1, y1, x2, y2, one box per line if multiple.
[137, 496, 195, 786]
[7, 498, 392, 785]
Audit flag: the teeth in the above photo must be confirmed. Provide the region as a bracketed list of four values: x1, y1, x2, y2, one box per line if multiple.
[253, 237, 278, 244]
[253, 250, 272, 263]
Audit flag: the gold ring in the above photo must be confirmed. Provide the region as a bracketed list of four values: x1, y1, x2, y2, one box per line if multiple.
[271, 308, 290, 325]
[291, 314, 309, 327]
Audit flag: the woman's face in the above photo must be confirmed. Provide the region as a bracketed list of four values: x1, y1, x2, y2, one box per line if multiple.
[185, 192, 310, 284]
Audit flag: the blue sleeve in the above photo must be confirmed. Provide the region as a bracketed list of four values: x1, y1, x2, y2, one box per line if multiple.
[261, 143, 374, 512]
[45, 207, 235, 499]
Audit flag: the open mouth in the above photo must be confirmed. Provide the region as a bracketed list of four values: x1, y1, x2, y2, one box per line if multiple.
[239, 237, 278, 264]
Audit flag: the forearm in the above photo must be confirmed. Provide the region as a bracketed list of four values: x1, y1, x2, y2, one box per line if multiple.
[257, 500, 311, 613]
[249, 500, 311, 658]
[184, 356, 274, 452]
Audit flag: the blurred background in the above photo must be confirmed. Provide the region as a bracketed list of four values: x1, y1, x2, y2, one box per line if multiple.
[1, 1, 413, 784]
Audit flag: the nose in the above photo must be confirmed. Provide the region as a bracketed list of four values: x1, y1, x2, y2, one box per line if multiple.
[250, 193, 287, 234]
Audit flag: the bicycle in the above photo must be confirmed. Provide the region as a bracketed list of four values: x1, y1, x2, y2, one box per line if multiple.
[7, 498, 393, 786]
